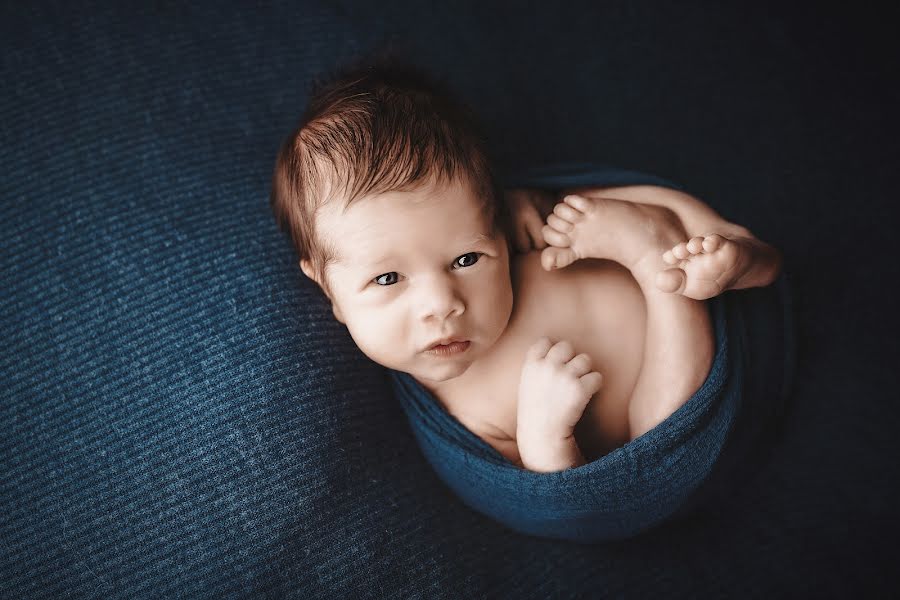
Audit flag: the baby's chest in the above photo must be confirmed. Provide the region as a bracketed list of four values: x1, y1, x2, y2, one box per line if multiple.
[460, 258, 647, 463]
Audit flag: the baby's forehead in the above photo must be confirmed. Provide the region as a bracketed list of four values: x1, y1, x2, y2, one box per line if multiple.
[324, 179, 488, 225]
[325, 203, 494, 263]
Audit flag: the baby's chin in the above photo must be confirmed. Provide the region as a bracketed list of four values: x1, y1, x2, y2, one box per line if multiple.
[372, 351, 471, 384]
[410, 357, 476, 394]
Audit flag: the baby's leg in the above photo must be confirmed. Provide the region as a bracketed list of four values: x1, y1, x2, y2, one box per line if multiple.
[540, 196, 715, 438]
[558, 185, 782, 300]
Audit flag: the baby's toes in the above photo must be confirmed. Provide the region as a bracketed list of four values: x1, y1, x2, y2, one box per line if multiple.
[671, 241, 690, 260]
[563, 194, 593, 214]
[541, 246, 578, 271]
[686, 236, 706, 254]
[542, 224, 571, 248]
[662, 249, 679, 265]
[702, 234, 725, 252]
[546, 213, 573, 233]
[553, 201, 583, 222]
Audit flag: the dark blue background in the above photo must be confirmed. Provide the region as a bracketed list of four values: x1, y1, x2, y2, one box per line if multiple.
[2, 2, 897, 597]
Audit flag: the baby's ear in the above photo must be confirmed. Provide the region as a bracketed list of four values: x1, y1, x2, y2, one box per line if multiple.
[300, 259, 343, 322]
[331, 303, 345, 324]
[299, 258, 327, 295]
[299, 259, 317, 282]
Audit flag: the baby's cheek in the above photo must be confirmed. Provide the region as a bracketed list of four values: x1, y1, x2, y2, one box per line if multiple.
[481, 280, 514, 340]
[349, 314, 405, 362]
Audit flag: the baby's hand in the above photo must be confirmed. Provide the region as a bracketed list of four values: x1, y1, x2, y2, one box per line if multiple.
[516, 337, 604, 446]
[503, 188, 558, 253]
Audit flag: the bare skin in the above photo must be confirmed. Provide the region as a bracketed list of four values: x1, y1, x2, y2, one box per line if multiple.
[514, 184, 783, 301]
[543, 207, 780, 302]
[301, 177, 782, 470]
[452, 185, 782, 469]
[538, 195, 715, 451]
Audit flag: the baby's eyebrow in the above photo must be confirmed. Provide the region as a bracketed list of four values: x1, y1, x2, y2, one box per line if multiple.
[461, 233, 492, 246]
[356, 233, 492, 267]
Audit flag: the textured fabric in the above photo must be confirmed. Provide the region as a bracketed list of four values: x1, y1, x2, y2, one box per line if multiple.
[390, 164, 794, 542]
[3, 1, 898, 598]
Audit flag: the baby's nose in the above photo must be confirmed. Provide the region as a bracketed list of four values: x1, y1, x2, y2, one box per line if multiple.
[418, 282, 465, 321]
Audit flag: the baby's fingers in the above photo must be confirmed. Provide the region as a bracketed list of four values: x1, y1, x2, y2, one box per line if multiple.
[525, 336, 553, 360]
[580, 372, 604, 394]
[545, 339, 576, 364]
[565, 353, 593, 377]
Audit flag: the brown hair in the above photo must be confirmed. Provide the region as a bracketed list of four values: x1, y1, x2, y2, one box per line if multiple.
[270, 55, 511, 299]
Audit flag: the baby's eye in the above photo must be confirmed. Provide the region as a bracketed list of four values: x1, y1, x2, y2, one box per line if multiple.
[453, 251, 482, 269]
[371, 252, 483, 287]
[374, 272, 399, 286]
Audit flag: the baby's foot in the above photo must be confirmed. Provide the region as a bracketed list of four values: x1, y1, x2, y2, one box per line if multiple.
[657, 233, 780, 300]
[540, 195, 685, 276]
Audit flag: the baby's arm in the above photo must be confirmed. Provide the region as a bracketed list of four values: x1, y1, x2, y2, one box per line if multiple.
[516, 338, 604, 472]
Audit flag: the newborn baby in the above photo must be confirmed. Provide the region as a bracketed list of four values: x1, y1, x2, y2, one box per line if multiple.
[271, 60, 782, 473]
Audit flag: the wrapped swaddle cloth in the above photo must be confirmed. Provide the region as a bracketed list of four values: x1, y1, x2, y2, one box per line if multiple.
[388, 163, 795, 543]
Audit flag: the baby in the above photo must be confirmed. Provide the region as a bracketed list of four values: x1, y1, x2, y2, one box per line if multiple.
[270, 60, 782, 473]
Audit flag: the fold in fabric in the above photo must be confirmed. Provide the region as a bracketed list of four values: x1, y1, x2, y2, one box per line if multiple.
[388, 163, 794, 542]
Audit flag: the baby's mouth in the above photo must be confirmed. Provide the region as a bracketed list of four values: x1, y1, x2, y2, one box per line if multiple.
[424, 340, 471, 357]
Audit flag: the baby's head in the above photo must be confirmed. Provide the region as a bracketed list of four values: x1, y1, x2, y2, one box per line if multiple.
[271, 58, 515, 390]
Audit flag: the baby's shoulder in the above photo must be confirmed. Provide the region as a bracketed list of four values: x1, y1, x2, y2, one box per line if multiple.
[510, 251, 640, 326]
[509, 251, 582, 318]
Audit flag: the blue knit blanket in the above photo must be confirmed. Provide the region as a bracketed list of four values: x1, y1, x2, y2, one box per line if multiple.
[389, 163, 794, 542]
